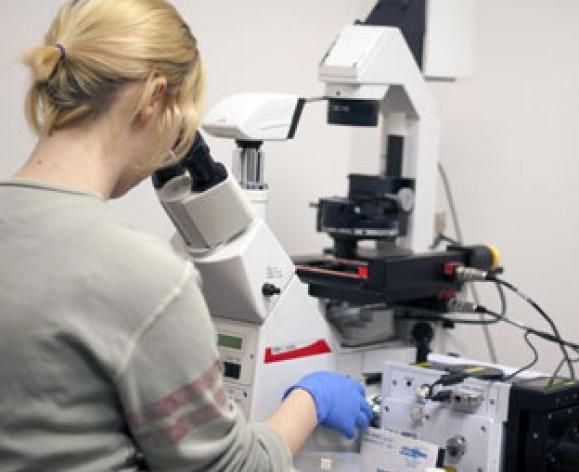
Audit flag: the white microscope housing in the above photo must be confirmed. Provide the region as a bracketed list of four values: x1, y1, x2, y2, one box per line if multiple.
[203, 92, 305, 142]
[156, 93, 339, 431]
[320, 24, 440, 253]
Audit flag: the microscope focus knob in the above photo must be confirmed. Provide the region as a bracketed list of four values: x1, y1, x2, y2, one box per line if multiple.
[262, 283, 282, 297]
[383, 188, 415, 214]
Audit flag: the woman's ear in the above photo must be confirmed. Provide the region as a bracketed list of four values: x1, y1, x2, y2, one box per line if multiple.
[139, 77, 168, 124]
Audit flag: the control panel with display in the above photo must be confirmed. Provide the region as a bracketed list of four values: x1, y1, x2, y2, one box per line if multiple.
[213, 319, 259, 417]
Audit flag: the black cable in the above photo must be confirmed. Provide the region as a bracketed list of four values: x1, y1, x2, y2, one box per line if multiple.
[551, 358, 565, 382]
[438, 277, 507, 326]
[482, 308, 579, 352]
[551, 352, 579, 381]
[425, 372, 472, 399]
[496, 282, 507, 317]
[445, 317, 500, 325]
[397, 282, 506, 327]
[438, 163, 499, 363]
[419, 307, 574, 388]
[423, 321, 568, 389]
[399, 314, 501, 326]
[401, 315, 500, 325]
[474, 302, 579, 382]
[502, 331, 539, 382]
[493, 278, 575, 380]
[397, 308, 501, 326]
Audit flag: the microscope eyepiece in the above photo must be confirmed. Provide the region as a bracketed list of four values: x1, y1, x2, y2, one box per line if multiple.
[152, 163, 186, 190]
[152, 132, 228, 192]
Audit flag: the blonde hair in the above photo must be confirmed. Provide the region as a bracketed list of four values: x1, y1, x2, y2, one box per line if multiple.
[24, 0, 204, 168]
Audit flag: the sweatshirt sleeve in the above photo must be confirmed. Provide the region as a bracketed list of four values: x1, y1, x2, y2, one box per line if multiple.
[114, 264, 292, 472]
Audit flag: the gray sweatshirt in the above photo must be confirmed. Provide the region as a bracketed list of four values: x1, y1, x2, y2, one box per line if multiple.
[0, 180, 292, 472]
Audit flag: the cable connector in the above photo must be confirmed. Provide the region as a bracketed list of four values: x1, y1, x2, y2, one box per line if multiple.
[454, 266, 492, 282]
[447, 298, 486, 314]
[431, 389, 452, 403]
[443, 260, 501, 283]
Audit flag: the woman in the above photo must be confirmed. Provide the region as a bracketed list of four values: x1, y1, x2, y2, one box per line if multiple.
[0, 1, 371, 471]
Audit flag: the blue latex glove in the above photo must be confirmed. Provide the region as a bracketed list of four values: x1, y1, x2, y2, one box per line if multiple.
[284, 371, 373, 439]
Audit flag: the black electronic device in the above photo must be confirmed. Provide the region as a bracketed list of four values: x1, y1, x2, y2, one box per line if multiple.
[296, 245, 493, 309]
[316, 174, 415, 259]
[297, 170, 495, 310]
[505, 377, 579, 472]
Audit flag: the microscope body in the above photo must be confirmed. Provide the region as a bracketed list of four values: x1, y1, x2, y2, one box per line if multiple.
[155, 23, 487, 446]
[154, 99, 341, 441]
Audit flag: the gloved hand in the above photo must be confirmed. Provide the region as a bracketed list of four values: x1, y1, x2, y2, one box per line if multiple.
[284, 371, 372, 439]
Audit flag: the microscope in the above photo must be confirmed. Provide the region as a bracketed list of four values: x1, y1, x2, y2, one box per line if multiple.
[152, 2, 579, 470]
[153, 18, 494, 428]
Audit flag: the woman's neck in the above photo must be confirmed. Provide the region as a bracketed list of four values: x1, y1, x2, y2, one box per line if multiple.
[14, 125, 127, 199]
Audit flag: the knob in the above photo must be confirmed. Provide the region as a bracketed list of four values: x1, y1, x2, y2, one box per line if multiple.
[446, 435, 467, 459]
[262, 283, 281, 297]
[383, 188, 415, 214]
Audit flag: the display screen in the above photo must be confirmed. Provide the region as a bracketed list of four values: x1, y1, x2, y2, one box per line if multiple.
[218, 334, 243, 350]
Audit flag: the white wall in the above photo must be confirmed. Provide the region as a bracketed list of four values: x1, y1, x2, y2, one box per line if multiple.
[2, 0, 579, 374]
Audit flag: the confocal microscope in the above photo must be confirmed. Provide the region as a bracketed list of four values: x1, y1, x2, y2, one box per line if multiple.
[153, 0, 491, 426]
[153, 2, 579, 470]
